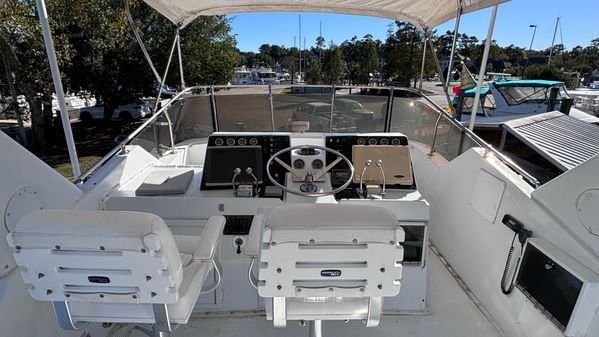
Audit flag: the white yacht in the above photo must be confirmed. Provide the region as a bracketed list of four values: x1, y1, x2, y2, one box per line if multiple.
[232, 67, 252, 85]
[1, 1, 599, 337]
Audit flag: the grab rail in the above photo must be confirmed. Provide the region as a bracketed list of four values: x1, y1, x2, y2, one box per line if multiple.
[76, 84, 540, 188]
[421, 94, 541, 187]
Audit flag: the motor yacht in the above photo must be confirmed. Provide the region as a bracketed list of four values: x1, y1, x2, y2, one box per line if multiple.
[1, 1, 599, 337]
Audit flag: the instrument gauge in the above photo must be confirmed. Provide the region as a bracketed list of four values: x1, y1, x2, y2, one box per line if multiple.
[368, 138, 377, 145]
[226, 138, 235, 146]
[293, 159, 305, 169]
[312, 159, 324, 169]
[379, 138, 389, 145]
[238, 138, 247, 145]
[391, 138, 401, 146]
[249, 138, 259, 145]
[214, 138, 224, 146]
[357, 138, 366, 145]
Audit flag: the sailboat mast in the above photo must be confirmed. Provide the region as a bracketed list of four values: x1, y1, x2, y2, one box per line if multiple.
[299, 14, 302, 81]
[548, 17, 560, 65]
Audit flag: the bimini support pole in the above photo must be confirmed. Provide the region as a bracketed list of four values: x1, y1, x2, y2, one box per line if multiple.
[153, 31, 179, 152]
[176, 27, 186, 89]
[35, 0, 81, 179]
[445, 0, 463, 87]
[124, 0, 162, 84]
[426, 33, 454, 114]
[418, 33, 427, 90]
[469, 4, 499, 131]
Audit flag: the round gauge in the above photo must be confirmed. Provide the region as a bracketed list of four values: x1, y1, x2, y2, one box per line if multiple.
[312, 159, 324, 169]
[380, 138, 389, 145]
[226, 138, 235, 146]
[357, 138, 366, 145]
[391, 138, 401, 146]
[368, 138, 377, 145]
[214, 138, 224, 146]
[249, 137, 259, 145]
[293, 159, 305, 169]
[238, 137, 247, 146]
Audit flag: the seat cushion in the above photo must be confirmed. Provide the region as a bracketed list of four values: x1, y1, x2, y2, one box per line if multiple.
[135, 169, 194, 196]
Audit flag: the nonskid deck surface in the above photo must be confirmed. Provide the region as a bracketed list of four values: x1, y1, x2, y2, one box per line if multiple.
[132, 248, 502, 337]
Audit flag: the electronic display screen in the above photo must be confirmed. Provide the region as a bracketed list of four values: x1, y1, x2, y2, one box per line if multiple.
[204, 146, 263, 186]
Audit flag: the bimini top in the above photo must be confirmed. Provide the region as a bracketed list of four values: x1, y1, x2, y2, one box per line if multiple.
[494, 80, 564, 88]
[143, 0, 508, 30]
[464, 86, 490, 97]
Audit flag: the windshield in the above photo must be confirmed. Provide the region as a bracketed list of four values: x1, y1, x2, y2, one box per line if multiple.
[127, 85, 485, 163]
[258, 72, 277, 79]
[497, 85, 566, 105]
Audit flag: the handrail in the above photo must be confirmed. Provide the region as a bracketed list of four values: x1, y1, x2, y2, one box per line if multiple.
[76, 84, 540, 188]
[76, 85, 205, 184]
[421, 94, 541, 187]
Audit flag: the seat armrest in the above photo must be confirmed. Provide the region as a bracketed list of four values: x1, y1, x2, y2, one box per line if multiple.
[243, 214, 263, 258]
[193, 216, 225, 261]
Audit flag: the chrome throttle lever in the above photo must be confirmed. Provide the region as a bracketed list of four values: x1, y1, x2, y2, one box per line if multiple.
[359, 159, 372, 195]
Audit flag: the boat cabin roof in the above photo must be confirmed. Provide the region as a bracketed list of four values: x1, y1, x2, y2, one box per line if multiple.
[494, 79, 564, 88]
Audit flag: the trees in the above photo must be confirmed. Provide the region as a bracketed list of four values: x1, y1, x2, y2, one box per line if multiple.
[322, 45, 343, 84]
[0, 0, 238, 153]
[383, 21, 431, 87]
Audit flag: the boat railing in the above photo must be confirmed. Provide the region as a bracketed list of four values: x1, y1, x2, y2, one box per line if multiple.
[76, 84, 540, 188]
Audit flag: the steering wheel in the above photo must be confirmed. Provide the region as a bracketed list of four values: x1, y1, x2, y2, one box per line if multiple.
[266, 145, 354, 197]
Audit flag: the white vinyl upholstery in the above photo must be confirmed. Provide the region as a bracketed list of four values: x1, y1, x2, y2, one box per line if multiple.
[256, 204, 404, 327]
[6, 209, 225, 328]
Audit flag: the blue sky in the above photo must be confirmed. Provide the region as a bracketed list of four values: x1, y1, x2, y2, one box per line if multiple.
[229, 0, 599, 52]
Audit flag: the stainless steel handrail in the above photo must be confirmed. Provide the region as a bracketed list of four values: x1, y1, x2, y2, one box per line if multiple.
[421, 94, 541, 187]
[76, 85, 205, 184]
[76, 84, 540, 188]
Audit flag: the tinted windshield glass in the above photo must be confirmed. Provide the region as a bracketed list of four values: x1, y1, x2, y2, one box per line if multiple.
[498, 86, 559, 105]
[131, 86, 434, 146]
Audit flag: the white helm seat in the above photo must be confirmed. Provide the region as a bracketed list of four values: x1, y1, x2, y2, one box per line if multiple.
[255, 204, 404, 331]
[6, 209, 225, 336]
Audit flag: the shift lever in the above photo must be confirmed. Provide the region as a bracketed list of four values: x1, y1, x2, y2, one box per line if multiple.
[232, 167, 242, 191]
[246, 167, 258, 194]
[359, 159, 372, 195]
[375, 160, 386, 195]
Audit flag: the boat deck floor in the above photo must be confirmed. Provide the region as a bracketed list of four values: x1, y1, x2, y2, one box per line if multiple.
[144, 248, 503, 337]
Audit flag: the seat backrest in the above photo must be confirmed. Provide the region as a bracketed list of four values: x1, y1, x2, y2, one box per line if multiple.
[257, 204, 404, 327]
[7, 209, 183, 305]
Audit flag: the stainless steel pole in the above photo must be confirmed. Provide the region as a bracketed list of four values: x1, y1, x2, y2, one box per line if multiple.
[35, 0, 81, 178]
[445, 1, 463, 87]
[124, 0, 162, 84]
[468, 5, 498, 131]
[176, 28, 186, 89]
[419, 35, 427, 90]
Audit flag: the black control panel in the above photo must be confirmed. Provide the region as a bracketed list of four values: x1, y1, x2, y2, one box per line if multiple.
[223, 215, 254, 235]
[201, 134, 290, 197]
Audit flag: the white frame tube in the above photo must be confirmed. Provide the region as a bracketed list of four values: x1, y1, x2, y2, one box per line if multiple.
[124, 0, 162, 84]
[176, 28, 186, 89]
[445, 1, 463, 87]
[419, 35, 427, 90]
[468, 4, 498, 131]
[35, 0, 81, 178]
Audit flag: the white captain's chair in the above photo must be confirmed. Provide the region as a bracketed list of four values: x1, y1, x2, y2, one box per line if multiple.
[6, 209, 225, 337]
[246, 204, 404, 336]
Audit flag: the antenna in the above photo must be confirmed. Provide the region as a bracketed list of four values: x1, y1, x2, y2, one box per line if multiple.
[548, 17, 560, 65]
[319, 21, 323, 62]
[299, 14, 302, 81]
